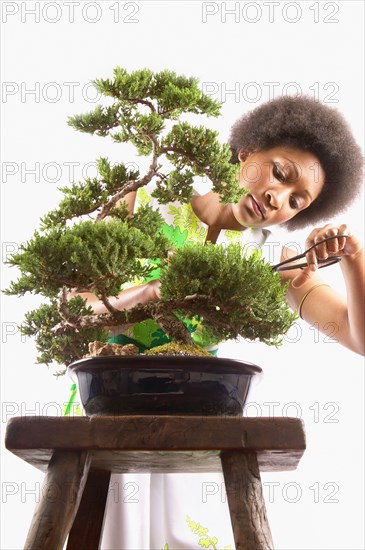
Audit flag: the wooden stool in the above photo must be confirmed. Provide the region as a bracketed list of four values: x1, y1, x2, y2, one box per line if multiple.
[5, 416, 306, 550]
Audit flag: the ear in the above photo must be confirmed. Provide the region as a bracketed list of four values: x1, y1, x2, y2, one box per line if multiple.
[238, 149, 254, 164]
[238, 149, 247, 163]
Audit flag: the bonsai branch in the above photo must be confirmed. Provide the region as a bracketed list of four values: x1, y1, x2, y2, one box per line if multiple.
[129, 97, 156, 112]
[96, 134, 160, 221]
[161, 146, 217, 183]
[98, 288, 120, 314]
[52, 294, 216, 343]
[58, 286, 80, 328]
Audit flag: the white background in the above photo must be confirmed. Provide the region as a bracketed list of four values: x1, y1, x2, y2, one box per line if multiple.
[1, 1, 364, 549]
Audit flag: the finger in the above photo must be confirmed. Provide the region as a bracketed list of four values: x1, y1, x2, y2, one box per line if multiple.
[313, 226, 338, 258]
[336, 224, 349, 251]
[305, 250, 318, 271]
[304, 224, 333, 247]
[323, 227, 342, 254]
[305, 224, 332, 269]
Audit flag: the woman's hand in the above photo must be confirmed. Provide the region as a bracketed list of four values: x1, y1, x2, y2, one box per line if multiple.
[291, 223, 362, 288]
[304, 223, 362, 269]
[285, 223, 365, 355]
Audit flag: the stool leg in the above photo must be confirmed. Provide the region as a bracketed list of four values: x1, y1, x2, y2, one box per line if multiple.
[66, 470, 111, 550]
[24, 450, 91, 550]
[220, 451, 273, 550]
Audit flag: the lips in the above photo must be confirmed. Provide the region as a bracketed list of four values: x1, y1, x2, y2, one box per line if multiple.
[250, 195, 266, 219]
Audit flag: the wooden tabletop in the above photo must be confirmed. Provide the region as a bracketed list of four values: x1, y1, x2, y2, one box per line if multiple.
[5, 415, 306, 473]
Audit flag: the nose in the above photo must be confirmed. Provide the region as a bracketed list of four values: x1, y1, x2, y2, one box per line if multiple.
[265, 186, 288, 209]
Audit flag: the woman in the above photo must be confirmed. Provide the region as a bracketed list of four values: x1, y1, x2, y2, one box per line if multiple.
[76, 96, 364, 549]
[85, 96, 364, 357]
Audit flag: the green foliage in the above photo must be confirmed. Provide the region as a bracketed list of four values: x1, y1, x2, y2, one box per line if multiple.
[41, 158, 139, 227]
[21, 297, 109, 368]
[68, 104, 121, 136]
[130, 203, 165, 237]
[68, 68, 221, 154]
[153, 169, 195, 204]
[91, 67, 221, 117]
[66, 67, 243, 207]
[160, 243, 297, 346]
[156, 123, 244, 204]
[6, 212, 169, 298]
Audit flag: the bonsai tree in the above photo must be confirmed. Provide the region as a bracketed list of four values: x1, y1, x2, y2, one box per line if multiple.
[5, 67, 296, 374]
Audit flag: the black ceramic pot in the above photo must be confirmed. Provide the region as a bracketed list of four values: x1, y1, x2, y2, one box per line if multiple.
[68, 355, 262, 417]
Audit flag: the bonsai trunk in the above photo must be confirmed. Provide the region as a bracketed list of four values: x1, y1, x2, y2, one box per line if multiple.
[149, 302, 194, 345]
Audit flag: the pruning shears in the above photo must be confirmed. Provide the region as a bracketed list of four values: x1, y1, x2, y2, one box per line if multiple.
[271, 234, 349, 272]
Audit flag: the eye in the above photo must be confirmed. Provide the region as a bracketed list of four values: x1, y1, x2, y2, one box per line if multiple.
[289, 196, 300, 210]
[273, 162, 286, 182]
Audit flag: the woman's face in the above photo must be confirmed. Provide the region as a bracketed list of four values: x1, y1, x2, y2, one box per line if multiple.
[232, 147, 325, 228]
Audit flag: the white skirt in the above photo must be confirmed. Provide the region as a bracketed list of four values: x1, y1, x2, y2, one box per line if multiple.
[101, 472, 235, 549]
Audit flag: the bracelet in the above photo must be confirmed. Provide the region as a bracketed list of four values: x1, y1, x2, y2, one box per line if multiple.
[298, 283, 330, 319]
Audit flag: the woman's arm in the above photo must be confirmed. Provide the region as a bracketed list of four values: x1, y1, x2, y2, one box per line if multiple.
[282, 224, 365, 356]
[68, 280, 161, 315]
